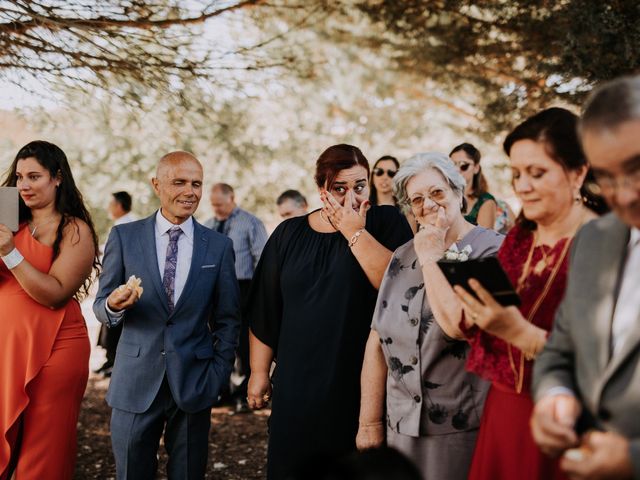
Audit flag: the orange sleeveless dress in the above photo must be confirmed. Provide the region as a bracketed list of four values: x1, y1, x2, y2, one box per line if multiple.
[0, 225, 90, 479]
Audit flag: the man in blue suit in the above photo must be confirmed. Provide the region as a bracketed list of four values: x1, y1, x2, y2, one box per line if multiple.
[93, 151, 240, 479]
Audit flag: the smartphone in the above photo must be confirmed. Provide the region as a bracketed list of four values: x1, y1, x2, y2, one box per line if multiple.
[437, 256, 521, 307]
[0, 187, 19, 232]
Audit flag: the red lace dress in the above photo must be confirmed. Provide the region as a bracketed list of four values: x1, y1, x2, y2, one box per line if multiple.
[464, 224, 569, 480]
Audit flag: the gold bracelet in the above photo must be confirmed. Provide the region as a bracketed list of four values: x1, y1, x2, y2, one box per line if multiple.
[348, 229, 365, 248]
[358, 421, 383, 427]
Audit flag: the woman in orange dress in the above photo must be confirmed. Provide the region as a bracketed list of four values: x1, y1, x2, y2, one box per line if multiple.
[0, 141, 100, 479]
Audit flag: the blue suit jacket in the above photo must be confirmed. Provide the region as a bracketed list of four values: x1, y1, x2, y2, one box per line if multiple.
[93, 213, 240, 414]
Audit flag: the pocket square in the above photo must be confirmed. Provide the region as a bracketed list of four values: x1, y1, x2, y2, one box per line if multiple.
[201, 264, 217, 269]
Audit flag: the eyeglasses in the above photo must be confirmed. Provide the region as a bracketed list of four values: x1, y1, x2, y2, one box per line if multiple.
[590, 168, 640, 196]
[406, 188, 448, 210]
[373, 168, 397, 178]
[454, 162, 473, 172]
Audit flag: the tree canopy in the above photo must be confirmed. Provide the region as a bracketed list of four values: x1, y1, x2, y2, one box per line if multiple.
[353, 0, 640, 132]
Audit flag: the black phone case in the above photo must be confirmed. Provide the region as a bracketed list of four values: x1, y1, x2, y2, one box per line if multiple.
[437, 256, 521, 307]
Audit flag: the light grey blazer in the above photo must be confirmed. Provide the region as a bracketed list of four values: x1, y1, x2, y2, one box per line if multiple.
[533, 213, 640, 478]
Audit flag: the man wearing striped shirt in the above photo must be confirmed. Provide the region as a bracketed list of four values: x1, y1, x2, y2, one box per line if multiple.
[204, 183, 268, 412]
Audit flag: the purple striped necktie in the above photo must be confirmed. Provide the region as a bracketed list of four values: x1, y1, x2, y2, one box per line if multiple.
[162, 226, 183, 313]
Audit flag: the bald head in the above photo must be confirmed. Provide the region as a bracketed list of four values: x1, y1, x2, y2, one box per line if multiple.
[156, 151, 201, 178]
[152, 151, 204, 224]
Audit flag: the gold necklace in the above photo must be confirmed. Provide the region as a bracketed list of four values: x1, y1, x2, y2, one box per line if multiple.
[319, 210, 337, 230]
[532, 233, 553, 276]
[29, 216, 60, 236]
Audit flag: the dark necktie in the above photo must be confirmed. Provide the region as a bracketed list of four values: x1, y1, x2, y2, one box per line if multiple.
[162, 226, 183, 313]
[216, 219, 226, 234]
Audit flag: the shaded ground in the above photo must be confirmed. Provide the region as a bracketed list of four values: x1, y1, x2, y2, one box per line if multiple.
[74, 375, 269, 479]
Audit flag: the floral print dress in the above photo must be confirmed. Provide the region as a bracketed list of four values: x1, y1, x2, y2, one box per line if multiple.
[371, 226, 503, 479]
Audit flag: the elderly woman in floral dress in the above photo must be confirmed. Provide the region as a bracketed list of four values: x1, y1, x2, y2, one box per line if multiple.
[356, 152, 503, 479]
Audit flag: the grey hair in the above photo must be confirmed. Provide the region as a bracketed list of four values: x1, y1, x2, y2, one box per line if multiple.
[393, 152, 466, 207]
[580, 75, 640, 135]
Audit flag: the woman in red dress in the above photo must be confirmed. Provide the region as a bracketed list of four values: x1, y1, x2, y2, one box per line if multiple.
[0, 141, 100, 479]
[453, 108, 608, 480]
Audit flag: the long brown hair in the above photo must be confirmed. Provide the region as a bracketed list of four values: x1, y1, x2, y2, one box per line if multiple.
[2, 140, 101, 299]
[449, 143, 488, 197]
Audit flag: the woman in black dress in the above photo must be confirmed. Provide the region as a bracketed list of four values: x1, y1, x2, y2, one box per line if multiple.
[246, 144, 412, 479]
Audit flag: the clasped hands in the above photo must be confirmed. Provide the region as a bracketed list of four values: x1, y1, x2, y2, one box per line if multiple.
[320, 189, 368, 238]
[531, 394, 634, 479]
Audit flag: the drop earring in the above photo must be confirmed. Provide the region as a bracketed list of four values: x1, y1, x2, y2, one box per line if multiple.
[574, 191, 582, 203]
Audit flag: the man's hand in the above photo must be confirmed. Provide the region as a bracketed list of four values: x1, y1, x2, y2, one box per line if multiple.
[561, 431, 634, 480]
[531, 393, 581, 457]
[107, 285, 139, 312]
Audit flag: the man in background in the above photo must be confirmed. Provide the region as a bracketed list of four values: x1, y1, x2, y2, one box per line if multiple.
[205, 183, 268, 412]
[277, 189, 308, 220]
[95, 191, 137, 377]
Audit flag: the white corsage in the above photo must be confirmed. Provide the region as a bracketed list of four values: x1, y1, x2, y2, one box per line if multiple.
[443, 244, 472, 261]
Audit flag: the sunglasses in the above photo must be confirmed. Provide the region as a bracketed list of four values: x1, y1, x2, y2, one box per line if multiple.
[373, 168, 397, 178]
[456, 162, 473, 172]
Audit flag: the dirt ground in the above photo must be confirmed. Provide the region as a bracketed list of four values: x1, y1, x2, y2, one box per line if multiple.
[74, 375, 270, 479]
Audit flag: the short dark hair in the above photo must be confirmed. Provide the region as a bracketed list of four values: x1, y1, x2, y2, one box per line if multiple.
[277, 189, 307, 207]
[580, 75, 640, 135]
[314, 144, 370, 190]
[112, 191, 132, 212]
[211, 183, 234, 196]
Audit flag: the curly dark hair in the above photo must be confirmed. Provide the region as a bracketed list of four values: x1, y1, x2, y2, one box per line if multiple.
[2, 140, 101, 299]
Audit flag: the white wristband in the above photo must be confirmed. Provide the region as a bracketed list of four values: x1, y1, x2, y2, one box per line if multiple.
[2, 248, 24, 270]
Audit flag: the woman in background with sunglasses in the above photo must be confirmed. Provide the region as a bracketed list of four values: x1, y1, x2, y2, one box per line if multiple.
[370, 155, 400, 207]
[450, 143, 501, 230]
[371, 155, 419, 232]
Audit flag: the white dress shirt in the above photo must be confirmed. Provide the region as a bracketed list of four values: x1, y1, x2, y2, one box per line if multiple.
[154, 210, 194, 304]
[611, 228, 640, 357]
[114, 211, 137, 226]
[105, 211, 194, 320]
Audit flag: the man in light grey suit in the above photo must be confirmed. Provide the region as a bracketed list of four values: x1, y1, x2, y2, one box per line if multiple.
[532, 76, 640, 479]
[93, 151, 240, 479]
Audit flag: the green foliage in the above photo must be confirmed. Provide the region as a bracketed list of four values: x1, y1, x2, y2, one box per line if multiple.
[354, 0, 640, 134]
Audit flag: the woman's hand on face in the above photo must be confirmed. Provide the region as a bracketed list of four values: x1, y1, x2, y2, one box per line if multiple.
[414, 206, 449, 266]
[247, 372, 272, 410]
[454, 278, 522, 339]
[0, 224, 15, 256]
[322, 189, 369, 237]
[356, 422, 385, 451]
